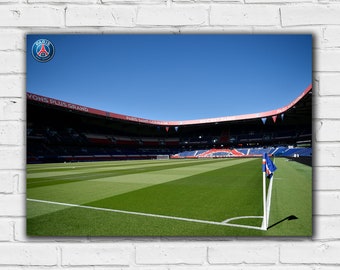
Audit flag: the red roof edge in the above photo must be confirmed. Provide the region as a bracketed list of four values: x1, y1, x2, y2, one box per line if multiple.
[27, 83, 312, 126]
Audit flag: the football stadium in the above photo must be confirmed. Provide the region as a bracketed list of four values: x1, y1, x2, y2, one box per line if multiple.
[26, 84, 312, 236]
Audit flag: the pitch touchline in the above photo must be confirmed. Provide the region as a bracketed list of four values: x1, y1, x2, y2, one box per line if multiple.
[27, 198, 264, 231]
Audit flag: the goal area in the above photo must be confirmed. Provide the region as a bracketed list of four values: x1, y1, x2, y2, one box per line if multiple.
[156, 155, 170, 160]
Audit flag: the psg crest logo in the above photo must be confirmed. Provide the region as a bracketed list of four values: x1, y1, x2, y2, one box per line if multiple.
[31, 39, 55, 63]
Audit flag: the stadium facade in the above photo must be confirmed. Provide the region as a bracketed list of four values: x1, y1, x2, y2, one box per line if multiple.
[27, 84, 312, 163]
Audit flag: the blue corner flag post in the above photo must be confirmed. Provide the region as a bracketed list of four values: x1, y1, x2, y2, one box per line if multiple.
[263, 153, 277, 178]
[261, 153, 277, 230]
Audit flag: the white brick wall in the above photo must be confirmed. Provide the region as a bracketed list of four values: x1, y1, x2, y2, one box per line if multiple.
[137, 5, 208, 26]
[135, 244, 206, 265]
[208, 243, 279, 264]
[0, 5, 64, 27]
[66, 5, 137, 27]
[62, 244, 133, 266]
[210, 5, 280, 26]
[1, 1, 339, 268]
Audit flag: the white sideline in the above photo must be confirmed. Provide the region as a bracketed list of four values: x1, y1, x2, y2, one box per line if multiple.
[27, 198, 265, 231]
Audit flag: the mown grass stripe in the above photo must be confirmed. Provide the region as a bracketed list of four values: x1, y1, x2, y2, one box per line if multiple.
[27, 159, 244, 188]
[27, 159, 196, 174]
[86, 159, 263, 223]
[27, 158, 255, 205]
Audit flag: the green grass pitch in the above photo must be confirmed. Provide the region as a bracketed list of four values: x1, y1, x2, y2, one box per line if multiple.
[26, 158, 312, 236]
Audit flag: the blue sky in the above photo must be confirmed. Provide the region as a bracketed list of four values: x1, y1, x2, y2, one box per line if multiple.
[27, 34, 312, 121]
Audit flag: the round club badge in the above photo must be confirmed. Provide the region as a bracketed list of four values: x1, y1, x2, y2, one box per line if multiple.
[31, 39, 55, 63]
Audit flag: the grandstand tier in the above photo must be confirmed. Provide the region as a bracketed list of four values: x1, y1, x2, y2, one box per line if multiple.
[27, 85, 312, 163]
[171, 147, 311, 159]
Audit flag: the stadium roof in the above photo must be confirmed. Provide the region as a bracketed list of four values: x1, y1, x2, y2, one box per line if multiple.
[27, 84, 312, 127]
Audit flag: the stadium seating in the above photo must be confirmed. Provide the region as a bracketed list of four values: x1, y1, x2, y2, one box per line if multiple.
[276, 147, 312, 157]
[172, 147, 312, 159]
[27, 121, 311, 163]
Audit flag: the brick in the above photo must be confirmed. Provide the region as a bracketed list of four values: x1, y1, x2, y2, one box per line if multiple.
[174, 0, 211, 2]
[66, 5, 136, 27]
[281, 5, 340, 26]
[0, 0, 19, 3]
[0, 170, 23, 195]
[16, 170, 25, 194]
[0, 98, 24, 121]
[315, 120, 340, 142]
[62, 244, 132, 266]
[180, 26, 253, 34]
[136, 244, 206, 265]
[0, 244, 58, 265]
[280, 242, 340, 264]
[323, 27, 340, 48]
[314, 97, 340, 120]
[314, 191, 340, 215]
[208, 243, 278, 264]
[314, 144, 340, 166]
[0, 75, 25, 97]
[137, 5, 208, 26]
[0, 146, 25, 170]
[0, 219, 12, 241]
[0, 30, 24, 51]
[103, 0, 165, 2]
[13, 217, 27, 242]
[29, 0, 96, 3]
[0, 5, 64, 27]
[0, 121, 24, 146]
[314, 50, 340, 71]
[318, 73, 340, 96]
[0, 172, 15, 194]
[313, 74, 320, 93]
[0, 195, 25, 216]
[131, 267, 168, 270]
[247, 0, 311, 2]
[210, 5, 279, 26]
[314, 167, 340, 190]
[0, 52, 24, 73]
[169, 267, 314, 270]
[314, 216, 340, 240]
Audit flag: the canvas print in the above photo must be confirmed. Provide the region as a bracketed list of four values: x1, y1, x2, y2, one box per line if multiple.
[26, 34, 312, 236]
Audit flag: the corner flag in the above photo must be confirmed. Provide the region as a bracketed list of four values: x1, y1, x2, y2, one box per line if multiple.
[261, 153, 277, 230]
[262, 153, 277, 178]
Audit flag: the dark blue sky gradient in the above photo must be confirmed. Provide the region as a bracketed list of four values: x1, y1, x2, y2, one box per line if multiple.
[27, 34, 312, 121]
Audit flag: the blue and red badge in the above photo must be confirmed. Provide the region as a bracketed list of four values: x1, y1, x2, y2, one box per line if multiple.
[31, 39, 55, 63]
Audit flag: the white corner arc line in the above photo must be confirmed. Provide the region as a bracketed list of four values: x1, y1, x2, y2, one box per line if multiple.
[222, 216, 263, 223]
[27, 198, 264, 231]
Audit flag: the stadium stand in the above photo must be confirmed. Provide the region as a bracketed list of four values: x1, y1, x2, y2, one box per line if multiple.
[27, 85, 312, 164]
[171, 146, 312, 159]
